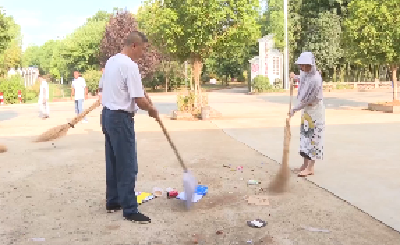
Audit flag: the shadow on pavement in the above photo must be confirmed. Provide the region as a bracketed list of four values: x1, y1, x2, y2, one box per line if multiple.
[0, 110, 19, 121]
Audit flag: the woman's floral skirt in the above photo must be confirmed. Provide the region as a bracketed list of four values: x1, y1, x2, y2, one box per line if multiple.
[300, 101, 325, 160]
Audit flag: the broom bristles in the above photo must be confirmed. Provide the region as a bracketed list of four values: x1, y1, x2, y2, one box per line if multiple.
[0, 144, 8, 153]
[33, 124, 70, 143]
[269, 117, 291, 193]
[34, 100, 101, 143]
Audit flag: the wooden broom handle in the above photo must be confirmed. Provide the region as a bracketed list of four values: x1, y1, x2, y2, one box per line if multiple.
[143, 89, 188, 172]
[288, 78, 294, 113]
[69, 100, 101, 127]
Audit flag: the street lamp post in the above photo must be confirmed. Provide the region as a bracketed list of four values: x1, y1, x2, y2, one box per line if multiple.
[283, 0, 289, 90]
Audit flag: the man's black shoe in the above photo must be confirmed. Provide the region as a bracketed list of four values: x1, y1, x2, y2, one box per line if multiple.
[106, 204, 122, 213]
[124, 212, 151, 224]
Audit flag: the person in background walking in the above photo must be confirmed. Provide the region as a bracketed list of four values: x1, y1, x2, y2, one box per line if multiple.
[38, 74, 50, 119]
[71, 71, 88, 123]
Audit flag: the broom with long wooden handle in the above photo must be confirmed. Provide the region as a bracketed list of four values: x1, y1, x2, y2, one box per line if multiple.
[268, 78, 294, 193]
[33, 100, 101, 142]
[144, 90, 196, 209]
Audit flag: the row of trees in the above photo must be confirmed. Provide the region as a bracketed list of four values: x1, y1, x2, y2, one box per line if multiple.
[0, 8, 22, 77]
[1, 1, 399, 99]
[267, 0, 399, 99]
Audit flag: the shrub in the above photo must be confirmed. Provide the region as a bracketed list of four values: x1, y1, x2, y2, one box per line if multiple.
[83, 70, 102, 95]
[201, 73, 210, 84]
[177, 90, 209, 115]
[252, 75, 271, 92]
[335, 83, 353, 90]
[252, 75, 284, 93]
[0, 75, 26, 104]
[237, 73, 245, 82]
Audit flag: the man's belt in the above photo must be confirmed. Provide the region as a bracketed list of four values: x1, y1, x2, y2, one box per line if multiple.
[100, 109, 135, 125]
[115, 109, 135, 117]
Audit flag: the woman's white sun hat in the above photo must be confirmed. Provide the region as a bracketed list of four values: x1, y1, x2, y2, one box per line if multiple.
[295, 52, 314, 65]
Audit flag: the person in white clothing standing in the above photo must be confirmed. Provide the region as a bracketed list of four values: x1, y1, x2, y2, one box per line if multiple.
[71, 71, 88, 123]
[38, 74, 50, 119]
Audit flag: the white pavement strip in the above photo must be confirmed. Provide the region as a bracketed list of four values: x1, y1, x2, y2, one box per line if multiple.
[211, 119, 400, 232]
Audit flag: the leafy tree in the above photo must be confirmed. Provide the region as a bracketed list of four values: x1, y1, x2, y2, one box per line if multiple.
[21, 45, 41, 68]
[86, 10, 111, 23]
[0, 7, 12, 56]
[0, 14, 21, 74]
[343, 0, 400, 100]
[62, 19, 107, 74]
[99, 9, 162, 80]
[302, 12, 343, 72]
[83, 69, 102, 95]
[138, 0, 261, 97]
[34, 40, 65, 79]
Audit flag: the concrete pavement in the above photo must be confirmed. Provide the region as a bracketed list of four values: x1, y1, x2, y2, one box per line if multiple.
[208, 88, 400, 232]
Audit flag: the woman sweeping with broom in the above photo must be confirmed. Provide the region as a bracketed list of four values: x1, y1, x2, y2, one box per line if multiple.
[289, 52, 325, 177]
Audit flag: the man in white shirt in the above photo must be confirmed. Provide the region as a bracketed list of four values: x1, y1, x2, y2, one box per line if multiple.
[99, 31, 158, 224]
[38, 74, 49, 119]
[71, 71, 88, 123]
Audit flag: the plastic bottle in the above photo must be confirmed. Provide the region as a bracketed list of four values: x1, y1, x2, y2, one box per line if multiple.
[248, 180, 261, 185]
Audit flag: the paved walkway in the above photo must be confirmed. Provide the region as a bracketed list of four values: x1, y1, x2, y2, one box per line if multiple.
[1, 92, 400, 244]
[208, 88, 400, 232]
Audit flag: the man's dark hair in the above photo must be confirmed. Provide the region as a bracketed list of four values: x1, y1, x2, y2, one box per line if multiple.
[124, 31, 148, 46]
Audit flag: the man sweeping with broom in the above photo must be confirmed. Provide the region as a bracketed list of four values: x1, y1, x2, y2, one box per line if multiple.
[99, 31, 159, 224]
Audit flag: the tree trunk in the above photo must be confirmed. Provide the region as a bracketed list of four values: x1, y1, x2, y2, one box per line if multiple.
[392, 65, 398, 101]
[193, 57, 203, 109]
[165, 76, 169, 92]
[189, 66, 193, 90]
[165, 59, 171, 92]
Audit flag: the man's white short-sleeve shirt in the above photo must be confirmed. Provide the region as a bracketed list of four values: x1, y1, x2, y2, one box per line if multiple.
[100, 53, 144, 113]
[71, 77, 86, 100]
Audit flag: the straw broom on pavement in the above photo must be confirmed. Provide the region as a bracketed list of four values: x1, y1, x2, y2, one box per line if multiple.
[268, 78, 294, 193]
[33, 100, 101, 143]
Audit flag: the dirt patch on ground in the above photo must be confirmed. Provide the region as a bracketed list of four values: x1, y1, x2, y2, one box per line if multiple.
[0, 111, 399, 245]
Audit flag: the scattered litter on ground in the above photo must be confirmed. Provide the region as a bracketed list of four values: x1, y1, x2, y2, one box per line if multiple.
[223, 164, 230, 168]
[247, 180, 261, 185]
[237, 166, 243, 171]
[152, 187, 163, 197]
[216, 230, 223, 235]
[167, 190, 178, 198]
[195, 185, 208, 196]
[135, 192, 154, 204]
[247, 219, 267, 228]
[246, 195, 269, 206]
[176, 192, 203, 202]
[31, 238, 45, 242]
[301, 226, 330, 233]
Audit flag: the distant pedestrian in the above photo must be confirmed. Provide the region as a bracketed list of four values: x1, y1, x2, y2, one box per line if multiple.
[71, 71, 88, 123]
[38, 74, 50, 119]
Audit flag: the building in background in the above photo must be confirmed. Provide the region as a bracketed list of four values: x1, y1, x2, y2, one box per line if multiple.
[249, 35, 283, 84]
[7, 67, 39, 87]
